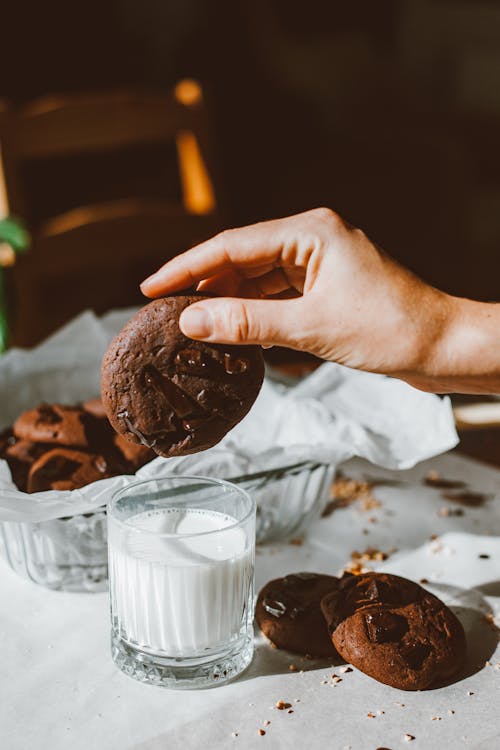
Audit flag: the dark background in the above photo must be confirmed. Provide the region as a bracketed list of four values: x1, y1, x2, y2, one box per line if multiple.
[2, 0, 500, 301]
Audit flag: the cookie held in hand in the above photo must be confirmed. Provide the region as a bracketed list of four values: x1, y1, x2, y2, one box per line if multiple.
[101, 297, 265, 457]
[321, 572, 466, 690]
[256, 573, 340, 657]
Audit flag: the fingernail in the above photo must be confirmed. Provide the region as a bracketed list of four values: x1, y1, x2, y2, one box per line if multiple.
[140, 276, 154, 293]
[180, 306, 213, 339]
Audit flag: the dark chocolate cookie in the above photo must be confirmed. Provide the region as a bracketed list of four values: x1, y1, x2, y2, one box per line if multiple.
[321, 572, 466, 690]
[82, 398, 107, 419]
[27, 448, 112, 492]
[256, 573, 339, 657]
[14, 404, 91, 448]
[101, 296, 265, 457]
[113, 433, 155, 470]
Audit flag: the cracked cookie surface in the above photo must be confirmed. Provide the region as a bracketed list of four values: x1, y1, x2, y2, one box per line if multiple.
[101, 296, 265, 457]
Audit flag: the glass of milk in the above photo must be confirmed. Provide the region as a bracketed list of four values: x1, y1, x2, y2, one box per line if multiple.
[108, 475, 255, 689]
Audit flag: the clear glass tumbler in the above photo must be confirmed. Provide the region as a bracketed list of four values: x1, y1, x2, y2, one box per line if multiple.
[108, 475, 255, 688]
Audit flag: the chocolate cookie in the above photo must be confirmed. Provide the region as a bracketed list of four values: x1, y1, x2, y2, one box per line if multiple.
[27, 448, 112, 493]
[82, 397, 107, 419]
[321, 572, 466, 690]
[113, 434, 155, 470]
[14, 404, 90, 448]
[101, 296, 265, 457]
[256, 573, 339, 657]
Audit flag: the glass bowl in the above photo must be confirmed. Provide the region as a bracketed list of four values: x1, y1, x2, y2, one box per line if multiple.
[231, 460, 334, 543]
[0, 510, 108, 592]
[0, 459, 334, 591]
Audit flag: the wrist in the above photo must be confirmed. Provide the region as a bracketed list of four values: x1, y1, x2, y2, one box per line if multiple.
[410, 294, 500, 394]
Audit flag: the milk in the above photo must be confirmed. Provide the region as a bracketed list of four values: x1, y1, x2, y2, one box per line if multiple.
[109, 508, 254, 656]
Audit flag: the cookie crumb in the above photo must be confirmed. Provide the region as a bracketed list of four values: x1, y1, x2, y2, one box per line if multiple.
[448, 710, 455, 716]
[275, 700, 292, 710]
[467, 691, 474, 696]
[431, 716, 441, 721]
[377, 710, 385, 715]
[350, 547, 390, 564]
[332, 676, 342, 685]
[287, 709, 294, 714]
[263, 720, 270, 727]
[340, 666, 353, 673]
[231, 732, 239, 737]
[258, 729, 266, 736]
[403, 734, 415, 742]
[367, 712, 376, 718]
[289, 664, 298, 672]
[479, 554, 490, 559]
[289, 538, 303, 546]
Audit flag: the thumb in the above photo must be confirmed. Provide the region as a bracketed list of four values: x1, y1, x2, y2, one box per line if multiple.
[179, 297, 309, 349]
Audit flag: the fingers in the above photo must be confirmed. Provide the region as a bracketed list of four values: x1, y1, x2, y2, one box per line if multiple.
[178, 296, 311, 348]
[140, 217, 290, 298]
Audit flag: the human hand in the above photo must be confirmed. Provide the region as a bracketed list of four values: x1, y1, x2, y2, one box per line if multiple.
[141, 208, 496, 393]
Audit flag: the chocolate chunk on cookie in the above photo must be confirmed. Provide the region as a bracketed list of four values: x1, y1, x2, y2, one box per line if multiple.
[321, 572, 466, 690]
[14, 404, 91, 448]
[256, 573, 339, 657]
[27, 448, 111, 492]
[101, 297, 265, 457]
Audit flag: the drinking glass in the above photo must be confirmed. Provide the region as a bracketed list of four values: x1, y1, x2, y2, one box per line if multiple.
[108, 476, 255, 688]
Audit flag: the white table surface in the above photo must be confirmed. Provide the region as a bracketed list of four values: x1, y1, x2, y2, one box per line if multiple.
[2, 451, 500, 750]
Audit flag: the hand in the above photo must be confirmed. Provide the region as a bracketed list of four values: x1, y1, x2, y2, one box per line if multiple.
[141, 208, 500, 394]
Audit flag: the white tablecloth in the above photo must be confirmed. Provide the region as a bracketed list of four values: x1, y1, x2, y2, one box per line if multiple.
[2, 452, 500, 750]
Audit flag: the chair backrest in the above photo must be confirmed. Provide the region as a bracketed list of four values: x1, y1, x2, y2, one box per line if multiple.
[0, 82, 222, 346]
[0, 81, 218, 225]
[7, 199, 220, 346]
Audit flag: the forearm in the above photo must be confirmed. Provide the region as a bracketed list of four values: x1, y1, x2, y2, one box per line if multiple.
[405, 296, 500, 394]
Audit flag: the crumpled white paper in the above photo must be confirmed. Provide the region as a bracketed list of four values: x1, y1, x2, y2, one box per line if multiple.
[0, 309, 458, 522]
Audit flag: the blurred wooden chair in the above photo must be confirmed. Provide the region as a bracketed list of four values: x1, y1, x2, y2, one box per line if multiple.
[0, 81, 222, 346]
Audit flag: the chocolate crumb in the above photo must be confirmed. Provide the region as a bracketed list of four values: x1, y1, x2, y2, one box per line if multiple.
[275, 700, 292, 710]
[442, 490, 488, 507]
[287, 709, 294, 714]
[403, 735, 415, 742]
[424, 471, 466, 489]
[479, 554, 490, 559]
[340, 666, 353, 673]
[258, 729, 266, 736]
[367, 712, 376, 718]
[263, 720, 270, 727]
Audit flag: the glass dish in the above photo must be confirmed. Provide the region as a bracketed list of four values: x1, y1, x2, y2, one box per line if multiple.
[0, 510, 108, 592]
[231, 460, 335, 543]
[0, 459, 334, 591]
